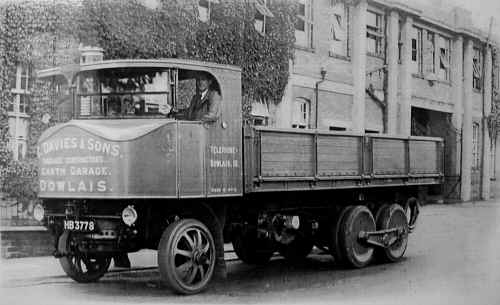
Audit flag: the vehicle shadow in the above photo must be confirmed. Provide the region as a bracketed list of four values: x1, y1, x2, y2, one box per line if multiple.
[70, 254, 409, 303]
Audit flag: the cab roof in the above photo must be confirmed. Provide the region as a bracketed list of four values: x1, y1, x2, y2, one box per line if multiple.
[37, 58, 241, 82]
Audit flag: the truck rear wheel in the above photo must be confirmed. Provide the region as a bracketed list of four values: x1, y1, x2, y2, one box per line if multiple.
[375, 204, 409, 263]
[330, 206, 355, 266]
[338, 205, 376, 268]
[158, 219, 216, 295]
[232, 226, 274, 264]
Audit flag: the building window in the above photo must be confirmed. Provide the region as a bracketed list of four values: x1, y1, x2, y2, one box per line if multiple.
[292, 98, 310, 129]
[198, 0, 219, 23]
[8, 64, 31, 114]
[17, 142, 25, 161]
[472, 122, 480, 169]
[424, 31, 435, 75]
[8, 98, 15, 112]
[19, 95, 30, 113]
[473, 47, 482, 91]
[493, 64, 500, 93]
[20, 65, 30, 90]
[329, 2, 349, 57]
[366, 10, 384, 56]
[254, 0, 273, 34]
[329, 126, 346, 131]
[411, 26, 423, 74]
[295, 0, 314, 49]
[438, 35, 451, 81]
[491, 141, 496, 179]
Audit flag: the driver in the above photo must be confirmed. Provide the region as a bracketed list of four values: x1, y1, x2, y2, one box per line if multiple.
[185, 72, 221, 122]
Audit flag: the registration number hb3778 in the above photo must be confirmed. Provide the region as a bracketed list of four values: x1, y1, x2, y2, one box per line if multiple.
[63, 219, 96, 232]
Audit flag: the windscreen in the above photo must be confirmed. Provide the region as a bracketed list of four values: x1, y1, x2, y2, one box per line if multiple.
[77, 68, 176, 118]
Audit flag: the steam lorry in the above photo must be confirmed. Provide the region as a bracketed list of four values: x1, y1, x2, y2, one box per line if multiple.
[35, 58, 442, 294]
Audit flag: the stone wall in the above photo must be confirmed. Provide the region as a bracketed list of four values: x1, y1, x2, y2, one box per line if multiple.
[1, 228, 53, 259]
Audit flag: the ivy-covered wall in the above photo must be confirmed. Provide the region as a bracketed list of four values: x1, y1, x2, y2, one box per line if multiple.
[0, 0, 296, 210]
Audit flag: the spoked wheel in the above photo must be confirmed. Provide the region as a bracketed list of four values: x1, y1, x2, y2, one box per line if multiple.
[232, 226, 274, 265]
[375, 204, 409, 263]
[158, 219, 216, 295]
[338, 205, 376, 268]
[330, 206, 355, 266]
[58, 232, 111, 283]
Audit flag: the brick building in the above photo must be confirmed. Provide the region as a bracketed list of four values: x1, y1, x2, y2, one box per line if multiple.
[265, 0, 499, 202]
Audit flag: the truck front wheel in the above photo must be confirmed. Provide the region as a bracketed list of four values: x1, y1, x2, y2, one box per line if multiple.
[59, 254, 110, 283]
[158, 219, 216, 294]
[58, 232, 111, 283]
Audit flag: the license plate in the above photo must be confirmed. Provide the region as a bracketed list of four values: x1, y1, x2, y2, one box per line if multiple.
[63, 219, 96, 232]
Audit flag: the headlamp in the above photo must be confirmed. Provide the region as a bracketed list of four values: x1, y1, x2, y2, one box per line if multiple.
[121, 205, 138, 226]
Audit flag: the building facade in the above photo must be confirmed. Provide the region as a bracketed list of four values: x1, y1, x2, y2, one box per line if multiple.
[266, 0, 498, 202]
[4, 0, 499, 203]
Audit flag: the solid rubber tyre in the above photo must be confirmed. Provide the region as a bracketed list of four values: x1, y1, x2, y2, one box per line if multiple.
[58, 232, 111, 283]
[338, 205, 376, 268]
[330, 206, 355, 266]
[158, 219, 216, 295]
[375, 204, 409, 263]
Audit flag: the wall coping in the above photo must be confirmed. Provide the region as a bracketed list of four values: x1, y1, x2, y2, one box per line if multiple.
[0, 226, 47, 232]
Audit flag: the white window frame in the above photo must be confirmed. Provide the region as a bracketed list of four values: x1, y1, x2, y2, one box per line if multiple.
[410, 26, 423, 75]
[198, 0, 219, 23]
[8, 64, 31, 114]
[472, 122, 481, 169]
[254, 0, 273, 34]
[292, 98, 310, 129]
[295, 0, 314, 49]
[366, 10, 384, 57]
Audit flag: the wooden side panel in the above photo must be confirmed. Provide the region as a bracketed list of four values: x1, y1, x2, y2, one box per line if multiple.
[372, 138, 406, 175]
[179, 123, 205, 197]
[260, 132, 314, 177]
[247, 127, 443, 193]
[317, 135, 362, 176]
[409, 140, 438, 174]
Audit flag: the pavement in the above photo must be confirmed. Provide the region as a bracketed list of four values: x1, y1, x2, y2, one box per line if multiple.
[1, 200, 500, 305]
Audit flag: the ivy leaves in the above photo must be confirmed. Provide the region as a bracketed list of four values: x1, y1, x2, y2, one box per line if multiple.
[0, 0, 297, 206]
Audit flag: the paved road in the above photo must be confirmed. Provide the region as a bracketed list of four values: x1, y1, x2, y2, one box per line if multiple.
[1, 201, 500, 305]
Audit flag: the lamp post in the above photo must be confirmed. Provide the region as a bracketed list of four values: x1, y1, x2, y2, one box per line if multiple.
[315, 66, 327, 129]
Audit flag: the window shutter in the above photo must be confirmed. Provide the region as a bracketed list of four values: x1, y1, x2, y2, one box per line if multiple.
[440, 51, 449, 69]
[331, 14, 345, 41]
[254, 0, 274, 17]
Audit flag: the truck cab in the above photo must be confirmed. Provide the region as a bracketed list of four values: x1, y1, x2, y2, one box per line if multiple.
[38, 59, 243, 199]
